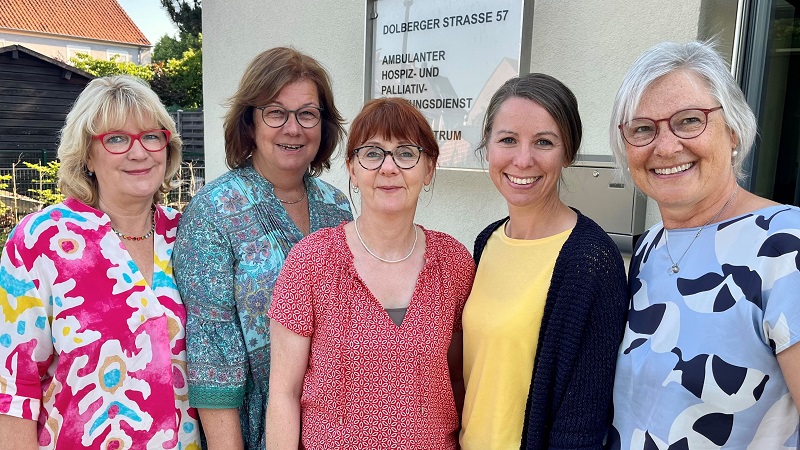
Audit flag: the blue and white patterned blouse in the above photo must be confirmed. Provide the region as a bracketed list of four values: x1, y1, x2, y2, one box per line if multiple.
[609, 205, 800, 450]
[173, 163, 352, 450]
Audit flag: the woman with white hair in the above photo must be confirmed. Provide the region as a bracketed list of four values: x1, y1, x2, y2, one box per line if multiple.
[607, 41, 800, 449]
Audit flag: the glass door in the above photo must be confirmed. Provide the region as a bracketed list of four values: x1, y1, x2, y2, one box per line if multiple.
[742, 0, 800, 205]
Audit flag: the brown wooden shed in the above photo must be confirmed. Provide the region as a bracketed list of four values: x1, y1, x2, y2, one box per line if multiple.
[0, 45, 94, 166]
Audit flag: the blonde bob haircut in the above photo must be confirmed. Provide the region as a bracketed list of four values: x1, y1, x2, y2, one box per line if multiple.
[57, 75, 182, 206]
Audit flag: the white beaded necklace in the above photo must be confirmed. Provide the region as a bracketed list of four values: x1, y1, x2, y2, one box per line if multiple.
[354, 217, 418, 264]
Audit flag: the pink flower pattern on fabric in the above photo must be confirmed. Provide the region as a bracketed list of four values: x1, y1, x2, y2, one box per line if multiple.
[0, 198, 200, 449]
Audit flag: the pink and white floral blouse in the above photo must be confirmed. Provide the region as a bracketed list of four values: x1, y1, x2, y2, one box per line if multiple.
[0, 198, 200, 449]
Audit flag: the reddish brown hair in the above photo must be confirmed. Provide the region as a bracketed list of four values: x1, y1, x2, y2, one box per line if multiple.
[346, 98, 439, 165]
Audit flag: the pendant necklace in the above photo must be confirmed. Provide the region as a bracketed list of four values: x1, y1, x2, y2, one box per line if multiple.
[664, 188, 737, 274]
[112, 206, 156, 241]
[354, 217, 418, 264]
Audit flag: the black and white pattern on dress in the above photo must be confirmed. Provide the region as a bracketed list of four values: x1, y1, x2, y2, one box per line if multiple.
[608, 205, 800, 450]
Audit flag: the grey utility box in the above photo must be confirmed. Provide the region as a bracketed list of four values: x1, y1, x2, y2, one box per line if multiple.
[559, 155, 646, 254]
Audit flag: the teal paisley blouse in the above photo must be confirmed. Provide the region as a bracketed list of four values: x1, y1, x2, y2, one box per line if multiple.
[173, 163, 352, 449]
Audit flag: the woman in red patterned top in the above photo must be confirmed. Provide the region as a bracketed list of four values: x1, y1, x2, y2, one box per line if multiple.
[266, 98, 475, 449]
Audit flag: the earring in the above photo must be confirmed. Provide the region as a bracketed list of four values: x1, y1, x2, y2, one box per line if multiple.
[352, 186, 359, 194]
[88, 171, 94, 177]
[732, 150, 739, 158]
[423, 184, 431, 192]
[626, 167, 630, 172]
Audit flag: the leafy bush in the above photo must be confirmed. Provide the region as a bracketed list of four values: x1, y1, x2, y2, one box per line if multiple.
[0, 173, 14, 243]
[150, 38, 203, 109]
[24, 161, 64, 206]
[153, 32, 201, 63]
[70, 53, 155, 80]
[68, 38, 202, 110]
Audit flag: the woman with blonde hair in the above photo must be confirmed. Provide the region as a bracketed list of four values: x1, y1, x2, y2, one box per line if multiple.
[0, 74, 199, 449]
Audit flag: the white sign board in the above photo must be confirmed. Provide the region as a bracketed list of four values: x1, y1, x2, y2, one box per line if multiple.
[371, 0, 524, 169]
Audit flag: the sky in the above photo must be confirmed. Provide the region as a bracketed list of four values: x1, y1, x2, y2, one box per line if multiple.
[117, 0, 180, 45]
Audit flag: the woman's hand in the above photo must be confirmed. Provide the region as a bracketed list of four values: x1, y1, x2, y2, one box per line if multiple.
[265, 319, 311, 449]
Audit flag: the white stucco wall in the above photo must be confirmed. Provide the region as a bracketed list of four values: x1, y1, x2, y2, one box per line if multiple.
[0, 30, 147, 64]
[203, 0, 738, 249]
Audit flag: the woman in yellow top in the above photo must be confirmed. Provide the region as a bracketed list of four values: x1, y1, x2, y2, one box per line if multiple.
[460, 73, 628, 450]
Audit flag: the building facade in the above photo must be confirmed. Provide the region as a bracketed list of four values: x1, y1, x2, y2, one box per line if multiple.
[202, 0, 799, 249]
[0, 0, 151, 65]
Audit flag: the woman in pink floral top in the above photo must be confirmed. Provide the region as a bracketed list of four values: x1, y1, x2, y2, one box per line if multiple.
[0, 75, 200, 449]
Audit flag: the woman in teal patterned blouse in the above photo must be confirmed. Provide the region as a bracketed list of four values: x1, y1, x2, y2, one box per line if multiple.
[173, 47, 352, 450]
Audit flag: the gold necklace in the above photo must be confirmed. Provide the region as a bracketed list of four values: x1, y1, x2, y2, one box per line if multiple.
[664, 189, 737, 274]
[276, 187, 307, 204]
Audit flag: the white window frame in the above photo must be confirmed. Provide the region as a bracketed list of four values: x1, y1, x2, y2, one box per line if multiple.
[67, 45, 92, 61]
[106, 49, 131, 62]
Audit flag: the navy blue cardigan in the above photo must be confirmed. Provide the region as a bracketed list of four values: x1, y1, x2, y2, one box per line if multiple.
[473, 210, 628, 450]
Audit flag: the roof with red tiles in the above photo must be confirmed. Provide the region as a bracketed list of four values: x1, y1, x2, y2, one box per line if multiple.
[0, 0, 150, 46]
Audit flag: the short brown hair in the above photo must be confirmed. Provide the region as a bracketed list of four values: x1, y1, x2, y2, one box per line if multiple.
[223, 47, 345, 176]
[346, 97, 439, 165]
[58, 75, 181, 206]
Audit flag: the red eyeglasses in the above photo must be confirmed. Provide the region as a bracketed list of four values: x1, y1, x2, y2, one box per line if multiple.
[92, 129, 171, 154]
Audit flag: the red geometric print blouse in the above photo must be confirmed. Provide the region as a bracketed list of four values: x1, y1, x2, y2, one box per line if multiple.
[268, 224, 475, 450]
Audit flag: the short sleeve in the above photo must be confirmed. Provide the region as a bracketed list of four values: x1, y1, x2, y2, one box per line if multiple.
[268, 238, 319, 337]
[759, 228, 800, 354]
[0, 223, 52, 420]
[174, 198, 248, 408]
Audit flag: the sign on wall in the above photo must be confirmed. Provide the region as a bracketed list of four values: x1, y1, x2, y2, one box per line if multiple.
[370, 0, 525, 169]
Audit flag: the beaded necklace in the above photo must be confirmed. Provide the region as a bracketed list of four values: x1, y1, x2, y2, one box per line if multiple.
[112, 206, 156, 241]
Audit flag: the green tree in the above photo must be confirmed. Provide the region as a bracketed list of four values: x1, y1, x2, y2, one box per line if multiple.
[0, 173, 12, 242]
[150, 36, 203, 109]
[24, 162, 64, 206]
[70, 53, 154, 80]
[152, 32, 201, 63]
[154, 0, 203, 109]
[160, 0, 202, 36]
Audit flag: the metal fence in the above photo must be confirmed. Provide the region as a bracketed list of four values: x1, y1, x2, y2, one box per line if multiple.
[0, 163, 206, 222]
[164, 162, 205, 210]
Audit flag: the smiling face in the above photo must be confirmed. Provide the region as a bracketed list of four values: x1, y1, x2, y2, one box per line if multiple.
[625, 70, 737, 215]
[251, 79, 322, 180]
[87, 117, 167, 209]
[487, 97, 568, 211]
[348, 135, 434, 217]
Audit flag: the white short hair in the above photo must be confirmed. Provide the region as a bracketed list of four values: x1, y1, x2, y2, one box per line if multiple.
[609, 41, 757, 182]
